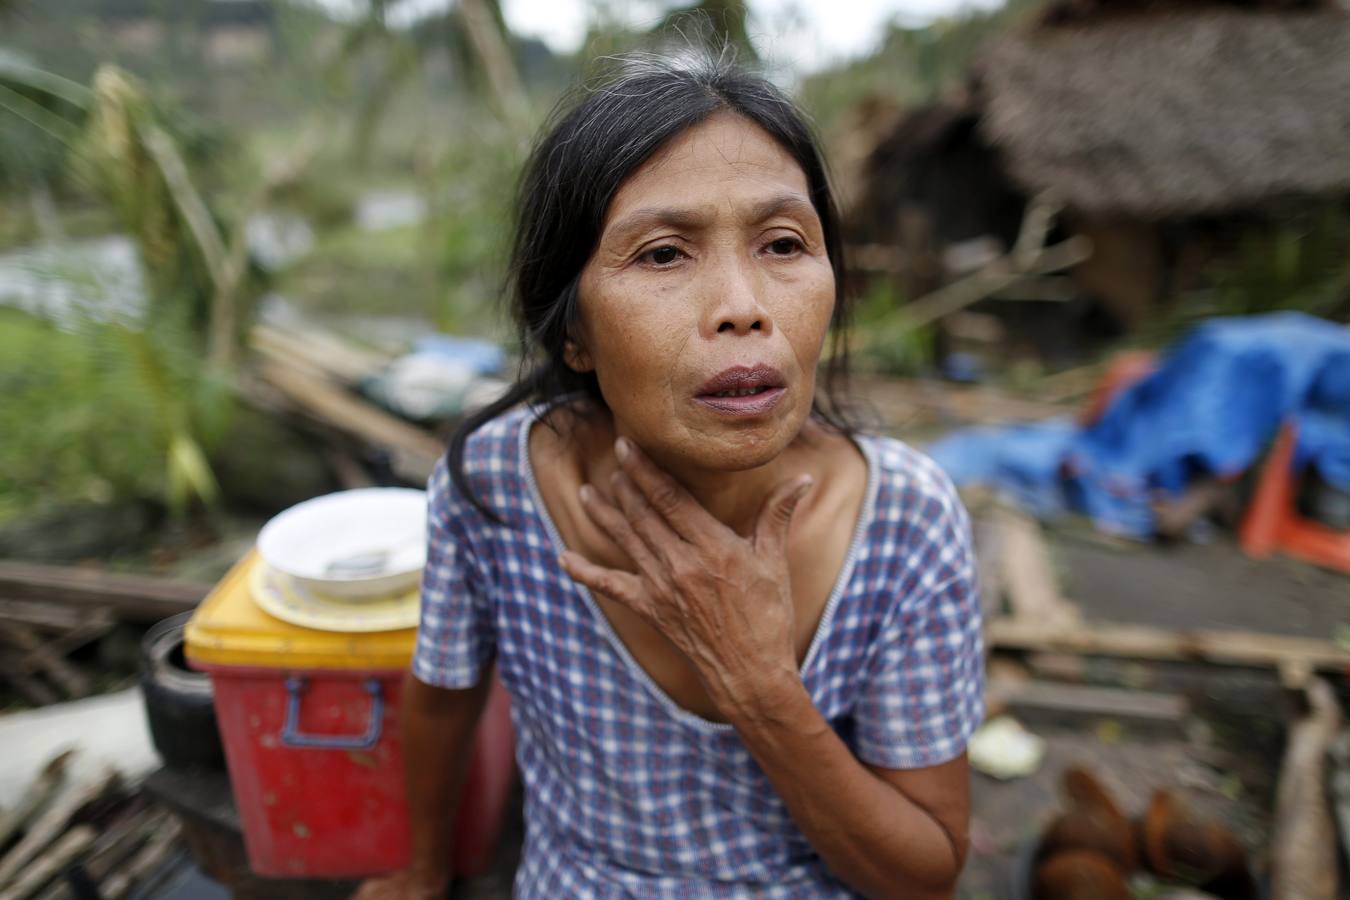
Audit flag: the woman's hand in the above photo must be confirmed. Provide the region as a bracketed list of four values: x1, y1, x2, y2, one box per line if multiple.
[350, 868, 448, 900]
[558, 437, 813, 722]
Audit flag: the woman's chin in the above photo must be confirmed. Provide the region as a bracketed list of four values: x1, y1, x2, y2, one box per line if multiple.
[674, 411, 807, 472]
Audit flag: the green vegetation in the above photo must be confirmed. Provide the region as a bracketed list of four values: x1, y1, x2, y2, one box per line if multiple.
[1131, 206, 1350, 348]
[846, 279, 937, 376]
[30, 0, 1344, 533]
[0, 307, 231, 524]
[1204, 208, 1350, 321]
[3, 0, 1050, 530]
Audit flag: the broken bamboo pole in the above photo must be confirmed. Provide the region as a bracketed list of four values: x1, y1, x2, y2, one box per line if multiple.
[253, 359, 443, 481]
[0, 826, 95, 900]
[1271, 677, 1342, 900]
[97, 819, 181, 900]
[996, 508, 1081, 632]
[0, 563, 206, 623]
[0, 752, 73, 851]
[0, 770, 118, 888]
[0, 624, 89, 699]
[986, 617, 1350, 675]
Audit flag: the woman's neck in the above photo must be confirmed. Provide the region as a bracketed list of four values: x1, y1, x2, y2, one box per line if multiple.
[652, 452, 796, 538]
[570, 404, 821, 538]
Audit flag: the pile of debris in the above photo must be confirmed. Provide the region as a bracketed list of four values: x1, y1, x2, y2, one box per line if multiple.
[0, 753, 182, 900]
[0, 562, 206, 898]
[967, 502, 1350, 895]
[242, 320, 507, 487]
[0, 562, 206, 710]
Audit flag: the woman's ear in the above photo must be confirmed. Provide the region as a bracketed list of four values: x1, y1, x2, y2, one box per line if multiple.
[563, 338, 594, 373]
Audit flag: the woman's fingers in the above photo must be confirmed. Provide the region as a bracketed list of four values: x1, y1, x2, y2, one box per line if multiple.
[613, 437, 725, 544]
[611, 471, 682, 565]
[753, 476, 813, 558]
[578, 484, 668, 583]
[558, 551, 648, 614]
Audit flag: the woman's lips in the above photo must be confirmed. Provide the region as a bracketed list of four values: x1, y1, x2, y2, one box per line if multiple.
[694, 386, 786, 416]
[693, 365, 787, 417]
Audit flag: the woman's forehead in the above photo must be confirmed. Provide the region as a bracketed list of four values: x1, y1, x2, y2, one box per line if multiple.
[601, 112, 812, 232]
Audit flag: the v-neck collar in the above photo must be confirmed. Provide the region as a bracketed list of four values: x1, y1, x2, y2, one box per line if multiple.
[517, 406, 881, 733]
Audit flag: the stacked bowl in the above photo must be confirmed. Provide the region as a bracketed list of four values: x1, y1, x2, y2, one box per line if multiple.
[252, 488, 428, 632]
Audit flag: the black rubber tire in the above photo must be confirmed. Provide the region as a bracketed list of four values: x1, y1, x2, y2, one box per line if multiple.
[140, 612, 226, 771]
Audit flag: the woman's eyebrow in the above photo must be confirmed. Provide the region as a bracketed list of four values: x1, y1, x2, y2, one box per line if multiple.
[743, 194, 817, 226]
[604, 207, 710, 245]
[604, 195, 817, 246]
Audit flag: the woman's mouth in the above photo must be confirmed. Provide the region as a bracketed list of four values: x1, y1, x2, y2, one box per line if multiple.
[694, 365, 787, 416]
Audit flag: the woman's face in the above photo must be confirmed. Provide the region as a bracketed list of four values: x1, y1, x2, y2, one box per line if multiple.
[572, 111, 836, 473]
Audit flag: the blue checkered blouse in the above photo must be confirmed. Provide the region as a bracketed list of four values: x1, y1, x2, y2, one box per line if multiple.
[412, 405, 984, 898]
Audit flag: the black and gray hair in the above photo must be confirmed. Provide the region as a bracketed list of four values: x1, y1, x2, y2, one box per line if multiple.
[447, 50, 856, 521]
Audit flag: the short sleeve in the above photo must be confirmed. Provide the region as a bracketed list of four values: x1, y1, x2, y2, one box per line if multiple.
[411, 458, 496, 689]
[853, 489, 985, 770]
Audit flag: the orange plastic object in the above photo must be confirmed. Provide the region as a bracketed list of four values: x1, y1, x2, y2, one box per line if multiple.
[1081, 351, 1158, 426]
[187, 552, 516, 879]
[1239, 423, 1350, 574]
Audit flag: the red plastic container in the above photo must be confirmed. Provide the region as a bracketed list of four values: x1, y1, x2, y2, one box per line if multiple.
[185, 553, 515, 879]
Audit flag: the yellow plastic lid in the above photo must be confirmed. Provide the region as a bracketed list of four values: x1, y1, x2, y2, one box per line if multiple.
[185, 550, 416, 671]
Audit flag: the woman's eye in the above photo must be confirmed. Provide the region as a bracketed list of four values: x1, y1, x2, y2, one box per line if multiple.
[642, 245, 682, 266]
[767, 237, 802, 256]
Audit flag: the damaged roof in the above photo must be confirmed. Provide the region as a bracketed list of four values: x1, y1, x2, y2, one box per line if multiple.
[976, 6, 1350, 217]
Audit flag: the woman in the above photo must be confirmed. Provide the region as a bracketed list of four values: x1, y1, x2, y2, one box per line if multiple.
[358, 53, 983, 900]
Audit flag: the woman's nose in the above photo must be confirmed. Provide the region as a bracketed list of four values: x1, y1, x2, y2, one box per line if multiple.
[702, 259, 772, 338]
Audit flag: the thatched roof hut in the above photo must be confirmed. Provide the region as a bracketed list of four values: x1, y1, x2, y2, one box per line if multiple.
[850, 0, 1350, 333]
[976, 4, 1350, 218]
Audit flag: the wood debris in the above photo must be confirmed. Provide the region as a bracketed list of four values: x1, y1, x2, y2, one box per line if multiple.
[993, 680, 1189, 727]
[995, 507, 1081, 632]
[1271, 678, 1342, 900]
[0, 600, 118, 708]
[0, 755, 183, 900]
[987, 617, 1350, 675]
[0, 563, 199, 707]
[0, 562, 206, 624]
[247, 358, 442, 483]
[973, 510, 1350, 677]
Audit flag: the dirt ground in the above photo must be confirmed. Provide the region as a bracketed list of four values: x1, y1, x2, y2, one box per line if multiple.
[1054, 529, 1348, 639]
[958, 527, 1348, 898]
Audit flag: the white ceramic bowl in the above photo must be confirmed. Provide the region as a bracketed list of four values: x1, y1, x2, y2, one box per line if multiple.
[256, 488, 428, 600]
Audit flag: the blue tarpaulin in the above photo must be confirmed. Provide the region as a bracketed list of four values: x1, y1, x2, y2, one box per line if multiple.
[928, 313, 1350, 538]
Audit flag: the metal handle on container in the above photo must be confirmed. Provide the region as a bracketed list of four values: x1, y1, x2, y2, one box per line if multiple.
[281, 676, 384, 750]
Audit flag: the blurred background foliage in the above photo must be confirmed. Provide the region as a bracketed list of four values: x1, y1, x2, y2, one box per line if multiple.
[1, 0, 1347, 546]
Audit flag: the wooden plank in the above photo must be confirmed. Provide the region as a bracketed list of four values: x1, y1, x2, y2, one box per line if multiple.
[0, 650, 58, 706]
[1330, 731, 1350, 884]
[98, 819, 181, 900]
[971, 516, 1008, 620]
[993, 679, 1189, 724]
[0, 752, 73, 850]
[987, 616, 1350, 673]
[83, 805, 165, 883]
[0, 825, 95, 900]
[250, 325, 388, 386]
[997, 509, 1081, 631]
[0, 601, 88, 632]
[894, 236, 1092, 331]
[254, 359, 443, 481]
[0, 770, 118, 888]
[0, 623, 89, 699]
[1271, 678, 1341, 899]
[32, 619, 113, 665]
[0, 563, 207, 623]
